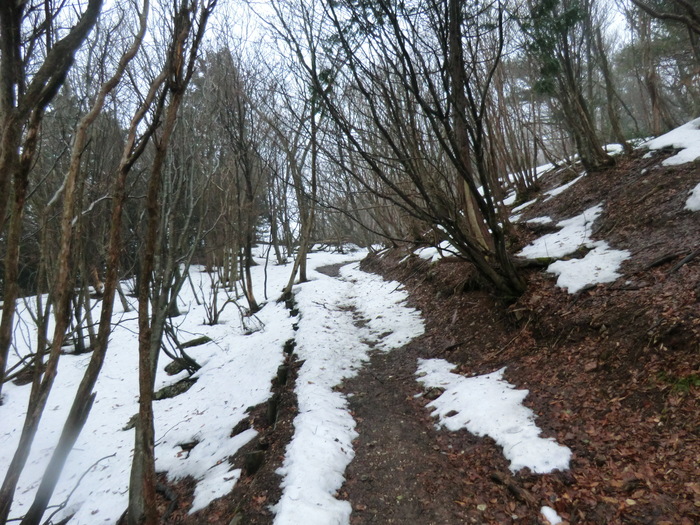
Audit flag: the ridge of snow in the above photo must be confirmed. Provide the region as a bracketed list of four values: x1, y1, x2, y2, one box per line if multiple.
[273, 260, 424, 525]
[416, 358, 571, 474]
[644, 117, 700, 165]
[518, 204, 603, 259]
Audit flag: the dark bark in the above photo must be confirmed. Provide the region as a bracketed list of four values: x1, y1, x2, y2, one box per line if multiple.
[128, 2, 215, 522]
[0, 0, 104, 404]
[17, 5, 151, 522]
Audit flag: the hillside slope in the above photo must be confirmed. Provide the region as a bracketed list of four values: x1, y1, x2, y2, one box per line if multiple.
[357, 144, 699, 524]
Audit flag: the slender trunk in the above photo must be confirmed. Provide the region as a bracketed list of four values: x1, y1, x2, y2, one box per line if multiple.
[560, 39, 612, 171]
[0, 136, 24, 401]
[128, 18, 192, 519]
[448, 0, 492, 252]
[595, 27, 632, 154]
[0, 103, 83, 522]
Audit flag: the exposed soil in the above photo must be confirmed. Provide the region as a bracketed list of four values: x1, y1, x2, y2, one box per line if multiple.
[342, 149, 699, 524]
[154, 149, 698, 524]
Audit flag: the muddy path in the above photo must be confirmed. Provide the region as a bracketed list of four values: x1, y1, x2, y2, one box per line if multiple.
[338, 343, 472, 524]
[317, 261, 522, 524]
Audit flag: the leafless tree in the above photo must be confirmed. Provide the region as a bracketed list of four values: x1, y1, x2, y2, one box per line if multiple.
[128, 2, 216, 523]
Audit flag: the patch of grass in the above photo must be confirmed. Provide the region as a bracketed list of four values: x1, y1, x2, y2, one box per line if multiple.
[658, 371, 700, 392]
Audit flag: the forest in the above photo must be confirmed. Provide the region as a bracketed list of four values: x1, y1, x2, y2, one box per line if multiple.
[0, 0, 698, 523]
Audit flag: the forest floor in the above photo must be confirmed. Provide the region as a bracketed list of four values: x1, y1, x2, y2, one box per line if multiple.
[159, 149, 699, 525]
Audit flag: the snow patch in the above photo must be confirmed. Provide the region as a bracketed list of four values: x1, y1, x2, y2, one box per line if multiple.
[544, 173, 585, 200]
[527, 216, 553, 225]
[512, 198, 537, 213]
[686, 182, 700, 211]
[518, 205, 629, 292]
[416, 359, 571, 474]
[541, 505, 563, 524]
[0, 251, 355, 523]
[518, 205, 603, 259]
[547, 242, 630, 293]
[605, 143, 624, 155]
[414, 240, 458, 263]
[273, 261, 424, 525]
[503, 192, 517, 206]
[644, 117, 700, 165]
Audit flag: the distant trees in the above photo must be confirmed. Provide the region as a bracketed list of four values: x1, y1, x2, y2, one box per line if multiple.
[522, 0, 615, 171]
[268, 0, 528, 296]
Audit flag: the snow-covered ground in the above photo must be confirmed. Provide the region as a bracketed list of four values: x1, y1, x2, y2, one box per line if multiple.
[644, 117, 700, 165]
[1, 244, 576, 524]
[0, 249, 368, 523]
[273, 261, 424, 524]
[509, 116, 700, 294]
[516, 204, 630, 293]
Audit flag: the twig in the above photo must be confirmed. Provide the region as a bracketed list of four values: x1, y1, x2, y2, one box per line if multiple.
[495, 316, 532, 356]
[42, 454, 116, 525]
[490, 472, 538, 506]
[668, 246, 700, 273]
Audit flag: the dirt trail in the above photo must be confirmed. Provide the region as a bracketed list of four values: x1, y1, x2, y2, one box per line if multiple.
[338, 344, 471, 524]
[316, 262, 481, 524]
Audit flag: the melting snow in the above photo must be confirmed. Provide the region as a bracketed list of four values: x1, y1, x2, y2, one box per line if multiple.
[518, 205, 603, 259]
[548, 243, 630, 293]
[544, 173, 585, 200]
[518, 205, 629, 293]
[273, 261, 424, 525]
[416, 359, 571, 474]
[541, 505, 564, 524]
[686, 183, 700, 211]
[644, 117, 700, 166]
[527, 216, 553, 225]
[414, 240, 458, 263]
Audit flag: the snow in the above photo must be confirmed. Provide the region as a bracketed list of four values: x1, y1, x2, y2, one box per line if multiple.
[686, 182, 700, 211]
[416, 359, 571, 474]
[527, 216, 553, 225]
[510, 198, 538, 222]
[512, 198, 537, 213]
[414, 240, 458, 263]
[0, 252, 343, 523]
[518, 204, 603, 259]
[644, 117, 700, 165]
[273, 259, 424, 525]
[605, 143, 624, 155]
[544, 173, 585, 200]
[541, 505, 563, 524]
[547, 242, 630, 293]
[3, 243, 577, 523]
[517, 205, 629, 292]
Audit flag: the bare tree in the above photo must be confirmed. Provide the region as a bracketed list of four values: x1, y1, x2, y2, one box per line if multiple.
[522, 0, 614, 171]
[0, 0, 104, 404]
[269, 0, 526, 296]
[128, 2, 216, 523]
[10, 4, 151, 523]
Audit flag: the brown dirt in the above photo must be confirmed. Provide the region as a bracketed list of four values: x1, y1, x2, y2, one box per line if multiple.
[154, 149, 699, 524]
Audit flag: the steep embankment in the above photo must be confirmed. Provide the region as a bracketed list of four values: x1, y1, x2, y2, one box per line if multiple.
[362, 145, 699, 524]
